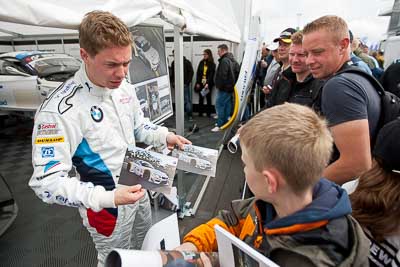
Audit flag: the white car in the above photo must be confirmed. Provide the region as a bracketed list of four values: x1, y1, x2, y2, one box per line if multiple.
[127, 159, 169, 186]
[134, 36, 160, 71]
[178, 152, 212, 170]
[0, 51, 80, 118]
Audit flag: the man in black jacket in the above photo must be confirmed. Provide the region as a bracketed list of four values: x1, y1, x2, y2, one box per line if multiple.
[212, 44, 239, 132]
[380, 60, 400, 98]
[170, 54, 194, 120]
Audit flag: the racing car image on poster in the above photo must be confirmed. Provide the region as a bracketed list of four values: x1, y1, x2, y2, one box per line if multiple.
[129, 25, 168, 84]
[127, 159, 169, 186]
[176, 152, 212, 170]
[172, 144, 218, 177]
[134, 35, 160, 72]
[119, 147, 177, 194]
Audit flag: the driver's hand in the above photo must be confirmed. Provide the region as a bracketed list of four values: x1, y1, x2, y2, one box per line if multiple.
[114, 184, 145, 206]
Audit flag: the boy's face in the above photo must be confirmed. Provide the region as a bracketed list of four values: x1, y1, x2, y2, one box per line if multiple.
[241, 146, 269, 200]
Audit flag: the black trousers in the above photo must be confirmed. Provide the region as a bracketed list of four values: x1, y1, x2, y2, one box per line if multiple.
[198, 90, 212, 116]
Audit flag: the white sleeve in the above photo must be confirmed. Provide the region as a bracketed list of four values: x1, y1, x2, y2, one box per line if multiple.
[29, 111, 115, 212]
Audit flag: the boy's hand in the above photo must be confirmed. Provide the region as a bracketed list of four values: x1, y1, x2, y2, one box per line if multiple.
[114, 184, 145, 206]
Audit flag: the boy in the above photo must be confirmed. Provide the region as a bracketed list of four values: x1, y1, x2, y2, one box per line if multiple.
[178, 103, 369, 266]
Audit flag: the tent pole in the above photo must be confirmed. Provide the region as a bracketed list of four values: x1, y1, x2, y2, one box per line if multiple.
[173, 26, 184, 136]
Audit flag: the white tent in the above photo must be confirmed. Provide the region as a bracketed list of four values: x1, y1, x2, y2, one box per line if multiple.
[0, 0, 240, 43]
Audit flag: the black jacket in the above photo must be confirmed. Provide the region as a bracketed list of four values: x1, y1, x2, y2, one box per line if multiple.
[170, 57, 194, 86]
[215, 52, 238, 92]
[380, 61, 400, 97]
[195, 59, 216, 91]
[268, 67, 323, 108]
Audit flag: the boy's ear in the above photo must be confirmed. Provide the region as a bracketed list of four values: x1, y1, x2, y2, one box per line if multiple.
[262, 168, 281, 194]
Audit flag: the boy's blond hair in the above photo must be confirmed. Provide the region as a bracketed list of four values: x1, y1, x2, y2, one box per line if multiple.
[79, 11, 133, 56]
[240, 103, 333, 194]
[303, 15, 349, 44]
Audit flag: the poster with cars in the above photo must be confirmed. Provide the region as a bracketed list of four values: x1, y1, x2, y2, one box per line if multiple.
[119, 147, 177, 194]
[172, 145, 218, 177]
[129, 25, 173, 124]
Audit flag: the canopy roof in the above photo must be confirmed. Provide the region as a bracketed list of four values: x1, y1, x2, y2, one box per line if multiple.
[0, 0, 240, 42]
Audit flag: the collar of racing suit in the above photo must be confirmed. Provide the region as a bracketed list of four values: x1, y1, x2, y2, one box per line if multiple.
[76, 64, 113, 98]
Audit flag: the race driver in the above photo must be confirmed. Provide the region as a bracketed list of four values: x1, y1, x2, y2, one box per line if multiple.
[29, 11, 190, 266]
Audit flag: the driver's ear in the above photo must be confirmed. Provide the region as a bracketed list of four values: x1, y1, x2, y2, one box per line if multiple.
[80, 48, 89, 63]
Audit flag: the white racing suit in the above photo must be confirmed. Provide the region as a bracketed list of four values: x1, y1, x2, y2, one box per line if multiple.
[29, 65, 169, 265]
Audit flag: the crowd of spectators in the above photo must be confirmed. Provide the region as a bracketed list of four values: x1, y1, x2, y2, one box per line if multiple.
[177, 14, 400, 267]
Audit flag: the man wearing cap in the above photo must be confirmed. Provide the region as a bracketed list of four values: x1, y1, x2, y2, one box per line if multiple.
[302, 15, 381, 185]
[274, 28, 296, 69]
[263, 27, 295, 108]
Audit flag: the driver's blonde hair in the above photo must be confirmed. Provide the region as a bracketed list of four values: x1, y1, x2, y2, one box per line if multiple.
[240, 103, 333, 194]
[79, 11, 132, 56]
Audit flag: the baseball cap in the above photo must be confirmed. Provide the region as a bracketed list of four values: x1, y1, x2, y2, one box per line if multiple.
[266, 42, 278, 51]
[373, 118, 400, 173]
[273, 28, 296, 43]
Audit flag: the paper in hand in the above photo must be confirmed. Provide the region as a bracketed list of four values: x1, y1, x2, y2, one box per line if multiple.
[119, 147, 177, 194]
[172, 144, 218, 177]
